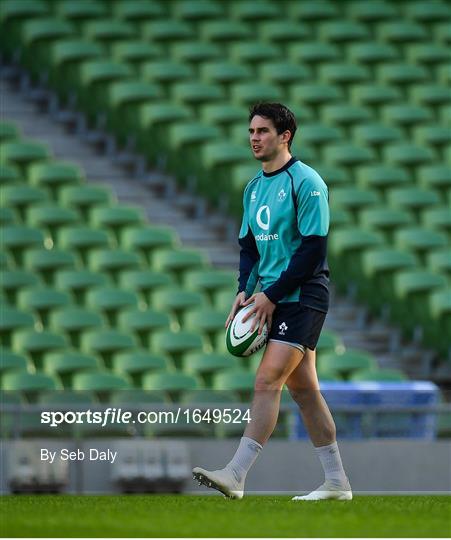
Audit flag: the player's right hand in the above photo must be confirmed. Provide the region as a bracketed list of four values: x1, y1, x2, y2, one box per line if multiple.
[225, 291, 247, 328]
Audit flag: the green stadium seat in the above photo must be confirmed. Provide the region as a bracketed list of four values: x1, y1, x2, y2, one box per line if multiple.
[393, 270, 447, 334]
[436, 23, 451, 43]
[12, 329, 68, 370]
[0, 307, 36, 348]
[58, 226, 113, 266]
[80, 329, 137, 369]
[0, 252, 13, 270]
[200, 61, 252, 87]
[0, 0, 49, 58]
[59, 184, 115, 220]
[377, 21, 427, 43]
[90, 205, 144, 242]
[23, 248, 78, 285]
[381, 104, 432, 128]
[0, 121, 20, 143]
[318, 20, 369, 43]
[319, 62, 370, 86]
[426, 249, 451, 276]
[259, 62, 310, 88]
[330, 208, 353, 228]
[410, 84, 451, 108]
[105, 80, 163, 144]
[290, 84, 343, 112]
[350, 84, 401, 109]
[141, 60, 193, 91]
[356, 164, 409, 193]
[288, 42, 339, 67]
[213, 369, 255, 401]
[2, 372, 62, 403]
[20, 18, 75, 79]
[152, 287, 207, 324]
[414, 126, 451, 149]
[350, 369, 407, 382]
[2, 225, 45, 265]
[118, 308, 171, 348]
[43, 351, 102, 388]
[387, 188, 441, 218]
[200, 20, 251, 44]
[352, 124, 403, 149]
[322, 103, 372, 127]
[0, 349, 31, 382]
[360, 207, 414, 240]
[72, 370, 131, 402]
[1, 184, 48, 220]
[49, 307, 104, 348]
[142, 20, 194, 44]
[118, 269, 174, 306]
[112, 0, 165, 24]
[85, 287, 139, 326]
[172, 82, 224, 111]
[200, 103, 248, 132]
[82, 19, 134, 51]
[55, 269, 110, 305]
[325, 143, 375, 167]
[171, 40, 221, 66]
[182, 352, 238, 386]
[0, 163, 21, 187]
[317, 330, 345, 356]
[184, 307, 228, 348]
[229, 42, 280, 66]
[428, 288, 451, 356]
[406, 0, 451, 22]
[87, 248, 142, 282]
[231, 82, 282, 106]
[26, 205, 80, 243]
[394, 227, 448, 261]
[408, 43, 451, 67]
[329, 187, 381, 215]
[17, 286, 72, 327]
[347, 1, 397, 21]
[142, 371, 202, 401]
[422, 208, 451, 236]
[0, 270, 41, 304]
[121, 225, 178, 265]
[361, 248, 418, 310]
[348, 42, 398, 66]
[377, 64, 428, 86]
[259, 21, 310, 45]
[289, 0, 338, 20]
[151, 330, 205, 369]
[297, 124, 343, 149]
[56, 0, 107, 24]
[181, 389, 240, 406]
[110, 388, 169, 405]
[418, 165, 451, 200]
[314, 165, 350, 188]
[183, 269, 236, 299]
[111, 41, 162, 72]
[319, 350, 377, 380]
[231, 0, 279, 21]
[384, 143, 435, 167]
[152, 248, 208, 280]
[113, 350, 172, 387]
[214, 288, 237, 313]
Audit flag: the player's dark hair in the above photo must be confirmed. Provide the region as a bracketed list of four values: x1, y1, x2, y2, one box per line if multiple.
[249, 102, 297, 148]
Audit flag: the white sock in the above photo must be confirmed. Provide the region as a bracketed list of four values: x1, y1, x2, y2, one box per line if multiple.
[225, 436, 262, 483]
[315, 441, 348, 484]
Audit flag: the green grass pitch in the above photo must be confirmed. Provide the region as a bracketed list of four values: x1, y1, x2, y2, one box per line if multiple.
[1, 495, 450, 537]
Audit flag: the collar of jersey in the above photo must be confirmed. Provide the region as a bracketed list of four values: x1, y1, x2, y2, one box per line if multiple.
[262, 156, 298, 178]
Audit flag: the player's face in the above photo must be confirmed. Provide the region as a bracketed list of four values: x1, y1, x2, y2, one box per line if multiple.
[249, 115, 288, 162]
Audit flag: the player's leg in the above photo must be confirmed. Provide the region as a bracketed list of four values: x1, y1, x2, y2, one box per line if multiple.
[193, 341, 304, 498]
[285, 348, 352, 501]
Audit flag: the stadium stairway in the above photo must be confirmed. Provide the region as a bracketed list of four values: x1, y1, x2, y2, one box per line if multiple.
[0, 70, 441, 382]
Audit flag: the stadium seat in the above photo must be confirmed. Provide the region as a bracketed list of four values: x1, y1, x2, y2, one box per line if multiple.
[406, 0, 451, 23]
[408, 43, 451, 67]
[113, 350, 172, 387]
[26, 205, 80, 243]
[350, 369, 407, 382]
[426, 249, 451, 277]
[213, 369, 255, 402]
[59, 184, 115, 220]
[352, 124, 403, 149]
[322, 103, 372, 128]
[356, 164, 409, 193]
[230, 82, 282, 107]
[82, 19, 134, 52]
[80, 329, 137, 369]
[87, 248, 142, 283]
[142, 19, 194, 44]
[0, 349, 31, 383]
[121, 225, 178, 265]
[55, 269, 110, 305]
[324, 143, 375, 167]
[1, 184, 48, 221]
[318, 20, 369, 43]
[231, 0, 279, 21]
[381, 104, 432, 129]
[347, 42, 398, 65]
[49, 307, 104, 348]
[1, 372, 62, 403]
[12, 329, 68, 370]
[387, 188, 441, 218]
[377, 21, 427, 43]
[56, 0, 107, 26]
[112, 0, 165, 26]
[259, 21, 310, 46]
[184, 308, 228, 348]
[111, 41, 163, 72]
[350, 84, 401, 110]
[171, 40, 222, 66]
[72, 371, 131, 402]
[57, 226, 113, 265]
[152, 248, 208, 281]
[417, 165, 451, 200]
[1, 140, 51, 177]
[85, 287, 139, 326]
[142, 371, 202, 402]
[0, 206, 18, 226]
[377, 64, 428, 87]
[152, 288, 207, 326]
[43, 351, 102, 388]
[151, 330, 205, 369]
[90, 205, 144, 242]
[383, 143, 435, 168]
[118, 308, 171, 348]
[141, 60, 193, 91]
[23, 248, 79, 285]
[360, 207, 414, 241]
[17, 287, 71, 327]
[410, 84, 451, 108]
[318, 351, 377, 380]
[229, 42, 281, 66]
[329, 187, 381, 217]
[288, 42, 339, 68]
[183, 269, 236, 300]
[182, 352, 239, 387]
[0, 121, 20, 143]
[117, 269, 174, 306]
[394, 227, 448, 261]
[414, 126, 451, 150]
[0, 163, 21, 187]
[288, 0, 338, 21]
[200, 61, 252, 88]
[428, 289, 451, 356]
[317, 330, 345, 356]
[0, 270, 41, 304]
[0, 307, 36, 348]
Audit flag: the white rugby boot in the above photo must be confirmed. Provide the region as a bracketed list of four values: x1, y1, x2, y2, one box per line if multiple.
[292, 478, 353, 501]
[192, 466, 244, 499]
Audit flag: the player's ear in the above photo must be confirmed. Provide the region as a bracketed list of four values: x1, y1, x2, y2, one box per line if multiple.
[281, 129, 291, 145]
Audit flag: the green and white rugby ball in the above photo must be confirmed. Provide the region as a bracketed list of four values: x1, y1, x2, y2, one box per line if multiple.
[226, 303, 268, 357]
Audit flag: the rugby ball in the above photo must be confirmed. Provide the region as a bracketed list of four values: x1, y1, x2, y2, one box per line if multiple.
[226, 303, 268, 357]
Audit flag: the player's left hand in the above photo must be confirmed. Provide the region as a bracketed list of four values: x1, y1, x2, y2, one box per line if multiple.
[241, 292, 276, 335]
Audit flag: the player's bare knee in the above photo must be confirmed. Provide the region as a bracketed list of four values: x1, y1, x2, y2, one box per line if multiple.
[254, 372, 284, 392]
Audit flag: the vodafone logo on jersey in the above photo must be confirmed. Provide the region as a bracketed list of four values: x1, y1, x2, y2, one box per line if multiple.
[255, 205, 279, 242]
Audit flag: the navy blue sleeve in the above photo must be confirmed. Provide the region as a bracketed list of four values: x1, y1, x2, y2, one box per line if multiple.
[262, 235, 327, 304]
[237, 226, 260, 295]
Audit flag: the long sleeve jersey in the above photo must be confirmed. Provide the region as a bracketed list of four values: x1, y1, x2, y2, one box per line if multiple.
[237, 156, 330, 313]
